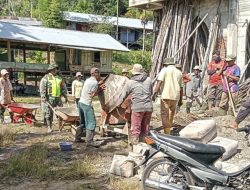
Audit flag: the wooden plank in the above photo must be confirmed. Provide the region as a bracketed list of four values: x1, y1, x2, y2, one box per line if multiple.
[23, 44, 26, 63]
[47, 45, 50, 64]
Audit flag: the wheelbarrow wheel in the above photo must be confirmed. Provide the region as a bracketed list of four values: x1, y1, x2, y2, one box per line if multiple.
[24, 113, 35, 125]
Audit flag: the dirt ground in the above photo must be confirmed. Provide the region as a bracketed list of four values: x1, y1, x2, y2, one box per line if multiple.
[0, 97, 250, 190]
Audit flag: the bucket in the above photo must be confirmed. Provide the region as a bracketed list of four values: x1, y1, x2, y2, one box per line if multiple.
[59, 141, 73, 151]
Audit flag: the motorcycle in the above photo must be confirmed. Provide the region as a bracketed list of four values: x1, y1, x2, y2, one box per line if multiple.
[140, 126, 250, 190]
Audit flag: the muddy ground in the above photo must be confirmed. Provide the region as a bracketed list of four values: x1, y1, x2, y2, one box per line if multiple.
[0, 97, 250, 190]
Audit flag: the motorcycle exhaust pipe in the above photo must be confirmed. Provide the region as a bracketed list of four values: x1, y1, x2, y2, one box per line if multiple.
[145, 179, 185, 190]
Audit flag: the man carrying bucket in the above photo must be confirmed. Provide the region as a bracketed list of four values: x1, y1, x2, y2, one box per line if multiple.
[40, 64, 68, 133]
[0, 69, 14, 124]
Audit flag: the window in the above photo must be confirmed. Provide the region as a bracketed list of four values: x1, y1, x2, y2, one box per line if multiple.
[94, 52, 100, 63]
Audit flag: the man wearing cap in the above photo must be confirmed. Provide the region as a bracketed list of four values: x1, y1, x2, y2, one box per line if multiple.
[207, 53, 224, 110]
[153, 58, 183, 134]
[72, 72, 84, 107]
[185, 66, 202, 113]
[122, 68, 129, 78]
[40, 64, 68, 132]
[108, 64, 153, 145]
[219, 55, 240, 113]
[0, 69, 14, 123]
[76, 67, 106, 146]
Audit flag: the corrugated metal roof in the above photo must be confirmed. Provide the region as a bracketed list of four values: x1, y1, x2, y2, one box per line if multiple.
[0, 19, 42, 26]
[63, 11, 154, 30]
[0, 22, 129, 52]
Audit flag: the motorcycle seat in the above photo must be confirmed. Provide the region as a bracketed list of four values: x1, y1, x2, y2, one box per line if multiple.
[157, 133, 225, 155]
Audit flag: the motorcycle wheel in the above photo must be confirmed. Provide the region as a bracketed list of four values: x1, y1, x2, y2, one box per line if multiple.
[142, 157, 192, 190]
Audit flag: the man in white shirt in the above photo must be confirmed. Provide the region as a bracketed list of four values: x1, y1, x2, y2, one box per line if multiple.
[72, 72, 84, 107]
[75, 67, 106, 147]
[0, 69, 14, 123]
[153, 58, 183, 134]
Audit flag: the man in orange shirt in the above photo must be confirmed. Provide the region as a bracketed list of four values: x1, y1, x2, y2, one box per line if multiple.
[207, 53, 225, 110]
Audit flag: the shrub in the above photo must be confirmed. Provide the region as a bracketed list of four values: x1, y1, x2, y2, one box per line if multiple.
[112, 50, 152, 72]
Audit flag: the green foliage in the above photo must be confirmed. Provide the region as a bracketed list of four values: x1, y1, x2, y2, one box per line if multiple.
[137, 33, 154, 51]
[125, 8, 154, 20]
[43, 0, 64, 28]
[37, 0, 50, 19]
[113, 51, 152, 72]
[34, 51, 46, 63]
[0, 0, 152, 33]
[74, 0, 90, 13]
[112, 65, 122, 75]
[90, 17, 115, 34]
[15, 0, 31, 17]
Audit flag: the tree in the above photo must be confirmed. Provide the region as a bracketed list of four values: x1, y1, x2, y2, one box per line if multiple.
[37, 0, 50, 19]
[16, 0, 32, 17]
[125, 8, 154, 21]
[43, 0, 64, 28]
[74, 0, 90, 13]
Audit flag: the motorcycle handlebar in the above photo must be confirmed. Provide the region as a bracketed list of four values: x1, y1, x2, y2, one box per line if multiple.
[236, 125, 250, 133]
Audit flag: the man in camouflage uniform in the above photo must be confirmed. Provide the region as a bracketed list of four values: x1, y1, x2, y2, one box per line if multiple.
[40, 64, 68, 132]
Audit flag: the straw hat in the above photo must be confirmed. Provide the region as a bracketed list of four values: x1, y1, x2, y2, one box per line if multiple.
[75, 72, 83, 77]
[0, 69, 9, 76]
[47, 64, 58, 71]
[131, 64, 144, 75]
[225, 55, 236, 62]
[163, 57, 175, 65]
[90, 67, 100, 74]
[193, 66, 202, 71]
[122, 68, 129, 73]
[175, 64, 182, 69]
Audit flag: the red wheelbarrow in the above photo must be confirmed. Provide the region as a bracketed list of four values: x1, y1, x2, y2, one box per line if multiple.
[7, 103, 40, 124]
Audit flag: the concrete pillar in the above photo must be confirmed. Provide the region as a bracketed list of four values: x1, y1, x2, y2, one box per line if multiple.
[227, 24, 238, 56]
[229, 0, 237, 24]
[236, 25, 247, 71]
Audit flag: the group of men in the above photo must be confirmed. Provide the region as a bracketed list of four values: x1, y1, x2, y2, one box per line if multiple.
[0, 53, 249, 147]
[207, 53, 241, 115]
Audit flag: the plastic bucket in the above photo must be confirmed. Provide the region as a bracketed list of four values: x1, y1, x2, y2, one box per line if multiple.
[59, 142, 73, 151]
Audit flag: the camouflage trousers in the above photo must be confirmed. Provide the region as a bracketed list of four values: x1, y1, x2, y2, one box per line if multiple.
[44, 97, 63, 127]
[0, 104, 13, 123]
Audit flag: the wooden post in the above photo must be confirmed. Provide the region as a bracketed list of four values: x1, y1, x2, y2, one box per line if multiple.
[47, 45, 50, 64]
[116, 0, 119, 40]
[35, 74, 37, 88]
[7, 41, 11, 62]
[24, 73, 27, 86]
[23, 44, 26, 63]
[126, 28, 129, 48]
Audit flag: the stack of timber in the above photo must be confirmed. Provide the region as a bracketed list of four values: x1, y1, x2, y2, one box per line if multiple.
[237, 78, 250, 107]
[150, 0, 221, 84]
[151, 0, 194, 79]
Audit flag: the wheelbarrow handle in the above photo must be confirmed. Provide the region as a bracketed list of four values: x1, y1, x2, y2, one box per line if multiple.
[44, 101, 57, 113]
